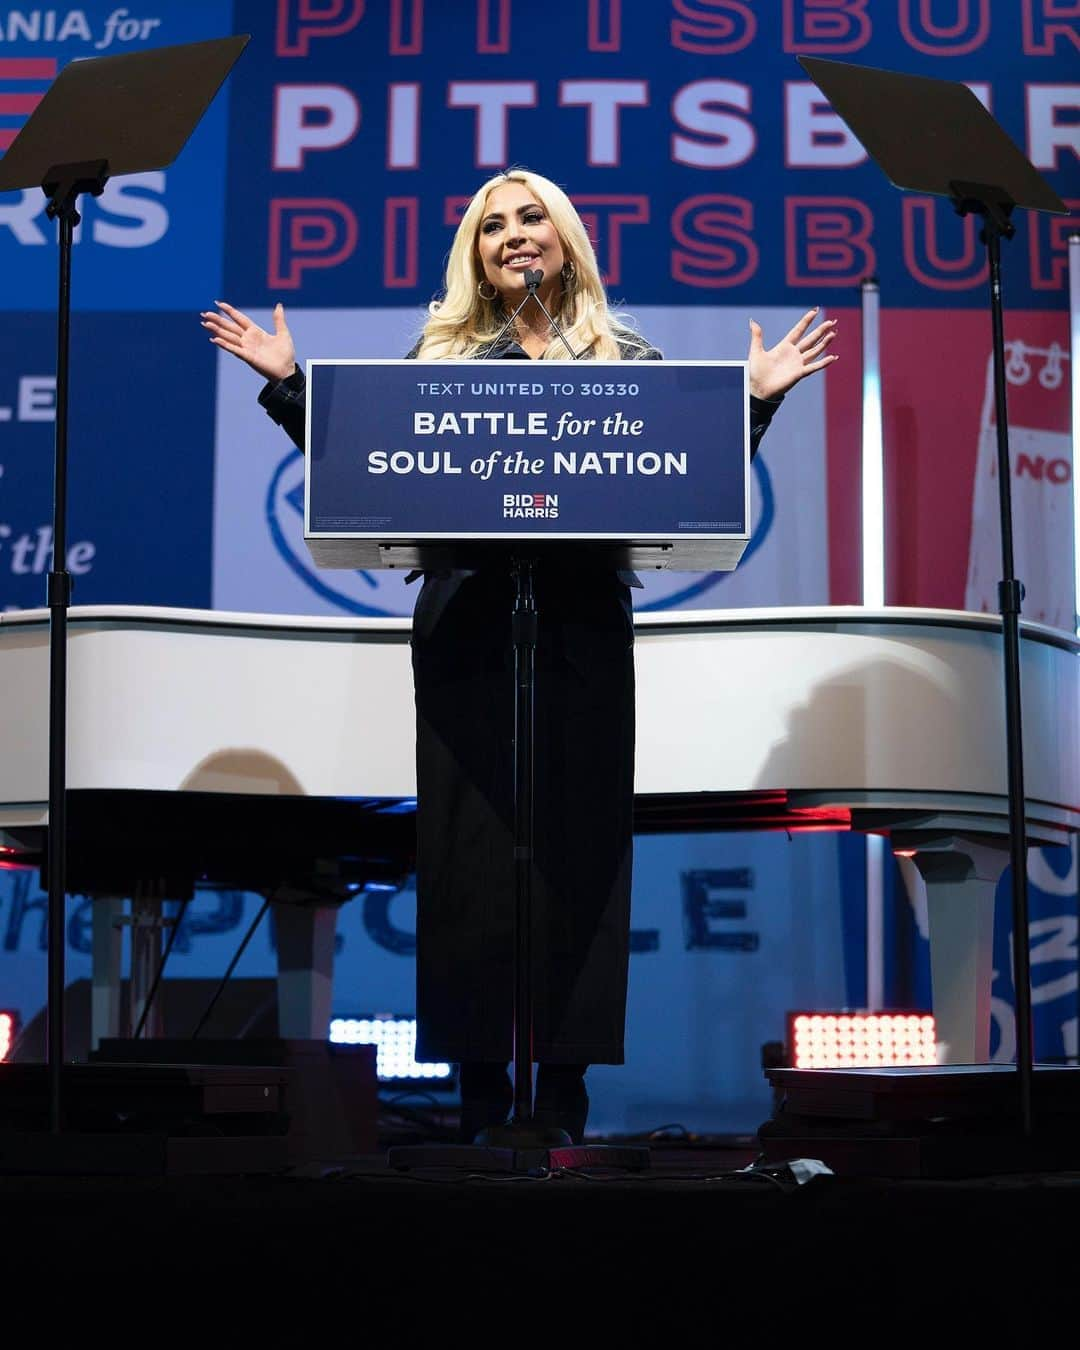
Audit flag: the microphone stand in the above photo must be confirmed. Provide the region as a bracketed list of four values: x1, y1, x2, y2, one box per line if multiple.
[480, 268, 580, 360]
[525, 270, 579, 359]
[479, 271, 544, 356]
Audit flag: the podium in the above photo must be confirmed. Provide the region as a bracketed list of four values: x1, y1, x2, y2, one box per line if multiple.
[306, 359, 750, 1170]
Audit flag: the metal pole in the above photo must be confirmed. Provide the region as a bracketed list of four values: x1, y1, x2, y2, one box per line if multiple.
[860, 277, 885, 610]
[511, 557, 536, 1125]
[986, 224, 1034, 1136]
[1068, 232, 1079, 638]
[47, 206, 75, 1135]
[861, 277, 886, 1011]
[1067, 233, 1079, 1069]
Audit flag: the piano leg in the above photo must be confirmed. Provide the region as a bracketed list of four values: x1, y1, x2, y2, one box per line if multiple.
[91, 897, 123, 1052]
[905, 837, 1008, 1065]
[128, 885, 166, 1040]
[273, 901, 339, 1039]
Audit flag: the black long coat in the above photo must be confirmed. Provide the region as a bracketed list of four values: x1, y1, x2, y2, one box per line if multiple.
[259, 336, 778, 1064]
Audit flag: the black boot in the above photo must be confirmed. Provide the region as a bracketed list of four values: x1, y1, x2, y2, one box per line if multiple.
[533, 1063, 589, 1144]
[456, 1061, 512, 1144]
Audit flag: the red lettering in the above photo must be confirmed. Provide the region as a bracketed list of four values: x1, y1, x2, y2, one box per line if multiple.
[671, 195, 758, 288]
[1029, 200, 1080, 289]
[1021, 0, 1080, 56]
[1014, 455, 1070, 483]
[902, 198, 988, 291]
[785, 197, 875, 285]
[571, 195, 649, 285]
[275, 0, 366, 58]
[268, 199, 359, 289]
[898, 0, 990, 55]
[671, 0, 757, 54]
[477, 0, 510, 53]
[390, 0, 423, 54]
[588, 0, 621, 51]
[782, 0, 871, 53]
[384, 197, 418, 288]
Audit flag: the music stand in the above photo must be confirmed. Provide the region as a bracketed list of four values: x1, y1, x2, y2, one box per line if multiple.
[0, 34, 250, 1136]
[798, 56, 1069, 1137]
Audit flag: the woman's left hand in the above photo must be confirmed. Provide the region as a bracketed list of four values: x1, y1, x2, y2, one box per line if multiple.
[748, 308, 837, 401]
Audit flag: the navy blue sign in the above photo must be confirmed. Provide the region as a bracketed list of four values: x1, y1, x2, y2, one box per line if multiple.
[305, 360, 748, 540]
[226, 0, 1078, 312]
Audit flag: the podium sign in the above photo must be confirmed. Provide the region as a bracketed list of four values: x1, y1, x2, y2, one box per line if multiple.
[304, 359, 750, 572]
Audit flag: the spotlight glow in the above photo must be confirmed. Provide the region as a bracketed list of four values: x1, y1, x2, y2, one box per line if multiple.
[328, 1015, 452, 1083]
[861, 279, 885, 610]
[0, 1011, 16, 1063]
[788, 1011, 936, 1069]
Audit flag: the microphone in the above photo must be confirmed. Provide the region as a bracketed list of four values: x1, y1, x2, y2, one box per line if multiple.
[523, 269, 579, 360]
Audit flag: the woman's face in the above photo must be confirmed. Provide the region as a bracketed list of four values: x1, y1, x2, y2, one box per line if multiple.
[476, 181, 566, 303]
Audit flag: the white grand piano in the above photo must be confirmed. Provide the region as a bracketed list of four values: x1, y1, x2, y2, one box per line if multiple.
[1, 603, 1077, 1063]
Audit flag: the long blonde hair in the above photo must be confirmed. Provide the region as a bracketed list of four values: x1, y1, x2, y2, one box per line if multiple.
[415, 169, 650, 362]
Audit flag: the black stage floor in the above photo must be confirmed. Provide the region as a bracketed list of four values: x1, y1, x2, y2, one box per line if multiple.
[6, 1063, 1080, 1326]
[6, 1137, 1080, 1289]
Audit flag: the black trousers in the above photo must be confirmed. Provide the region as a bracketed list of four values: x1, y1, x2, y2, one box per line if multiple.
[410, 561, 635, 1064]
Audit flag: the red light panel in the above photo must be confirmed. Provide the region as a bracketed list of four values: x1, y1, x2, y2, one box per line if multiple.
[0, 1011, 17, 1063]
[788, 1012, 936, 1068]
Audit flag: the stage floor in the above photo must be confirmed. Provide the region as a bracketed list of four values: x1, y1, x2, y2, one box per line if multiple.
[6, 1140, 1080, 1272]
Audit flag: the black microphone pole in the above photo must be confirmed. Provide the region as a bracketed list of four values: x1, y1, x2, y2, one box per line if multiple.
[479, 272, 543, 356]
[522, 269, 579, 359]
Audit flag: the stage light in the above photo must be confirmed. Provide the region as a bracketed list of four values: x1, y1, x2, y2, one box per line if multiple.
[787, 1011, 936, 1069]
[1069, 230, 1079, 637]
[329, 1015, 455, 1088]
[860, 277, 884, 610]
[0, 1011, 17, 1062]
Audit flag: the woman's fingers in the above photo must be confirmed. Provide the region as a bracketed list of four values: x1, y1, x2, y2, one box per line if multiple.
[801, 327, 837, 361]
[200, 312, 246, 342]
[783, 307, 820, 346]
[214, 299, 251, 329]
[202, 309, 243, 337]
[803, 352, 839, 375]
[797, 318, 837, 353]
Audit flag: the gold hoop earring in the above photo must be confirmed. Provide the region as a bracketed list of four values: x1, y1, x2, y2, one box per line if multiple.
[478, 279, 498, 300]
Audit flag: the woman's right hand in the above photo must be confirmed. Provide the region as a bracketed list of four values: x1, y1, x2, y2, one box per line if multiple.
[200, 300, 296, 383]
